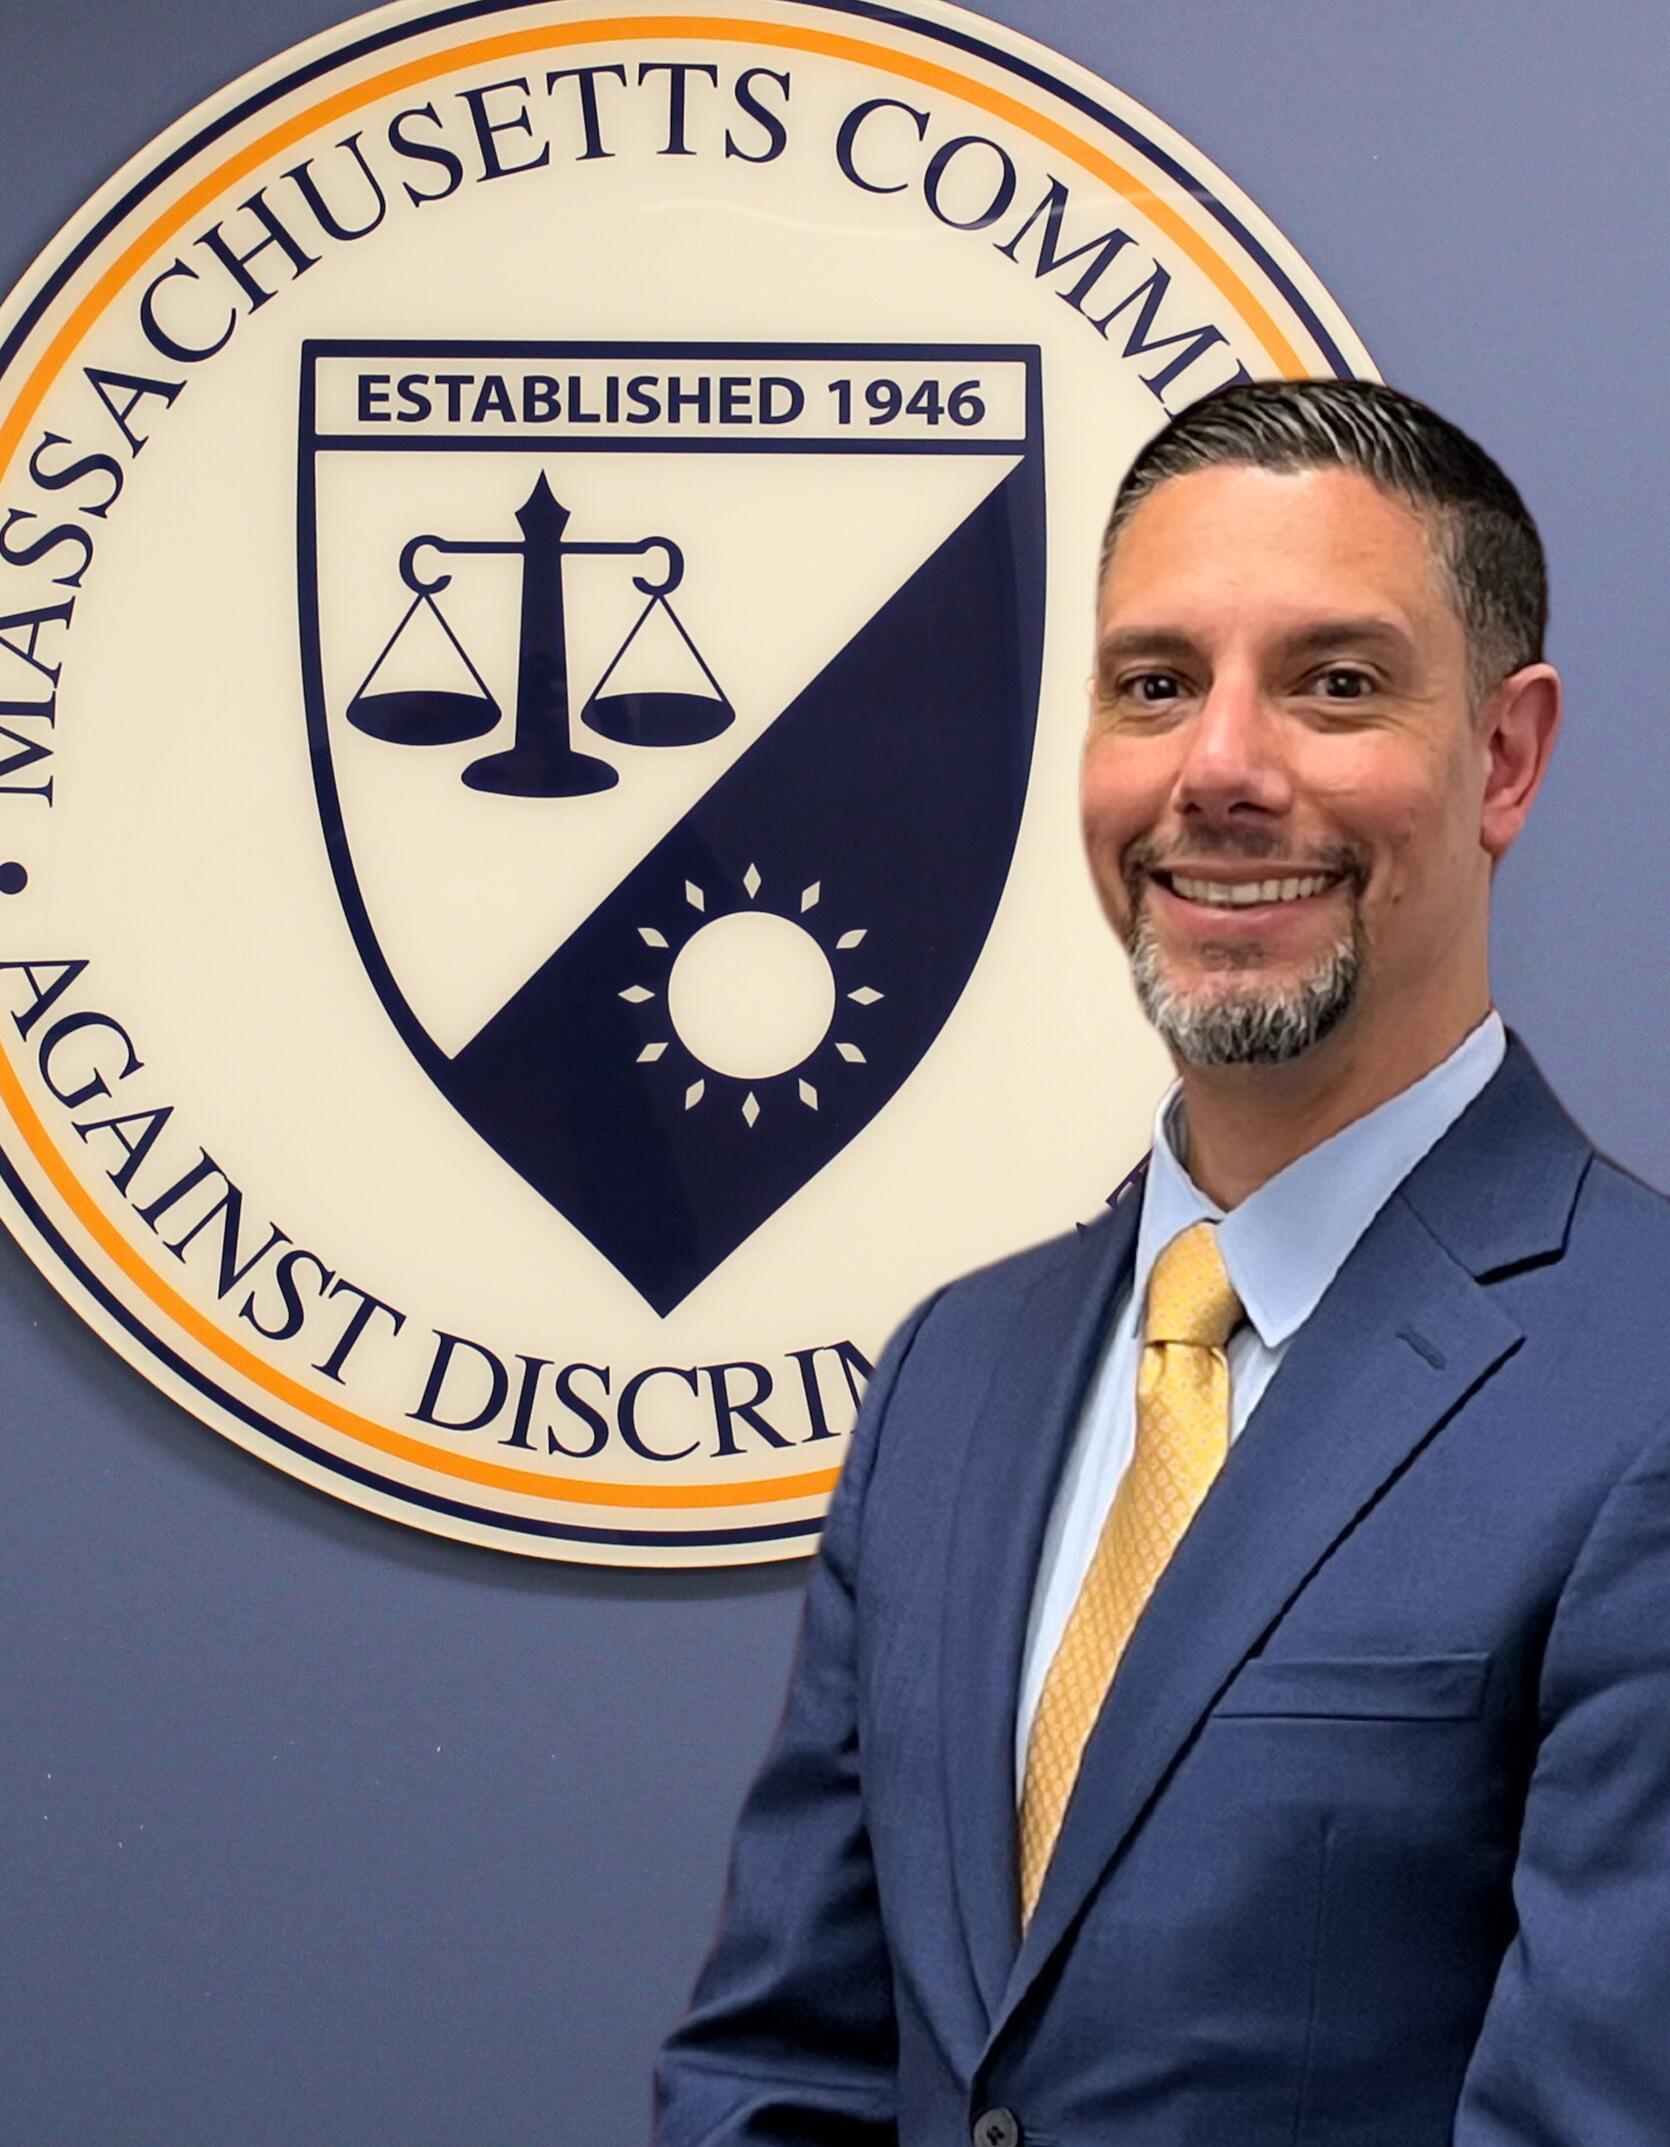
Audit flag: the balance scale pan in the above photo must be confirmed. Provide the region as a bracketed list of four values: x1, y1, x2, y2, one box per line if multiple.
[347, 689, 500, 746]
[584, 691, 735, 748]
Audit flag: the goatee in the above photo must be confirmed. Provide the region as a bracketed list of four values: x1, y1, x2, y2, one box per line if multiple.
[1128, 918, 1362, 1065]
[1121, 840, 1367, 1067]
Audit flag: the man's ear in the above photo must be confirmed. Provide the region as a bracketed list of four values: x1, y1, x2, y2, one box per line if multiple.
[1479, 662, 1561, 861]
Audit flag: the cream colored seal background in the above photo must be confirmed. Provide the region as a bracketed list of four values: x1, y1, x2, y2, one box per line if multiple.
[0, 0, 1371, 1563]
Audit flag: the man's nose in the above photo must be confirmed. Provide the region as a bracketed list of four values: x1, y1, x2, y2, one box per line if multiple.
[1172, 675, 1293, 820]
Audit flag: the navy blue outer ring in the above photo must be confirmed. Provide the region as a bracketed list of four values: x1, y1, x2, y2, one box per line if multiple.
[0, 0, 1356, 1554]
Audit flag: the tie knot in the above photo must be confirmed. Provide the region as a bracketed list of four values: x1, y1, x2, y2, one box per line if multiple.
[1145, 1222, 1241, 1348]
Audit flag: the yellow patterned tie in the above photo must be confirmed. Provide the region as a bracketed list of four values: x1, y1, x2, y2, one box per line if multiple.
[1017, 1221, 1242, 1925]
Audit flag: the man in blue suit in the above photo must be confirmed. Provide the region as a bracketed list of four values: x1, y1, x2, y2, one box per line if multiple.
[655, 380, 1670, 2145]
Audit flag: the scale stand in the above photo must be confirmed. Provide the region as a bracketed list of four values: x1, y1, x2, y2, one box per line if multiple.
[362, 474, 730, 799]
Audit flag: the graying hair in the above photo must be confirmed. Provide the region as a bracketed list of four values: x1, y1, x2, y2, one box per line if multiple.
[1128, 914, 1362, 1067]
[1102, 379, 1547, 698]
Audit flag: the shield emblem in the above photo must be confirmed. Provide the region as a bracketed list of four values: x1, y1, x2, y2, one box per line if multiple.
[299, 341, 1044, 1313]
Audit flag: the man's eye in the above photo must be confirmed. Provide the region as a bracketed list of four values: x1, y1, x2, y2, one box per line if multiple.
[1313, 667, 1375, 699]
[1124, 672, 1183, 704]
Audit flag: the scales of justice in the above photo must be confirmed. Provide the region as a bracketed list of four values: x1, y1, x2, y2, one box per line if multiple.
[345, 473, 734, 796]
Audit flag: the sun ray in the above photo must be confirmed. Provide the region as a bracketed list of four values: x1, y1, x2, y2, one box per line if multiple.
[741, 1092, 760, 1126]
[800, 881, 821, 912]
[620, 985, 654, 1003]
[638, 926, 668, 948]
[684, 1079, 705, 1109]
[836, 1041, 866, 1064]
[799, 1080, 818, 1110]
[848, 986, 882, 1005]
[685, 880, 705, 912]
[638, 1042, 669, 1062]
[743, 863, 762, 899]
[836, 928, 865, 949]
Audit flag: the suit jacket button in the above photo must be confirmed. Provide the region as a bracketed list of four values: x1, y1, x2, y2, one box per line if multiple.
[972, 2110, 1021, 2147]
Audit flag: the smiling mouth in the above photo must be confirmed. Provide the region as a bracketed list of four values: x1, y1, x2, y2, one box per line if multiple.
[1151, 869, 1345, 909]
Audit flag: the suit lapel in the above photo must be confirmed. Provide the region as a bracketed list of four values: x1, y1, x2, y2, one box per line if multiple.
[991, 1036, 1585, 2039]
[939, 1196, 1141, 2025]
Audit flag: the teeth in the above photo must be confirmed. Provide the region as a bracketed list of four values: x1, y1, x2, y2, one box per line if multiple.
[1170, 872, 1332, 907]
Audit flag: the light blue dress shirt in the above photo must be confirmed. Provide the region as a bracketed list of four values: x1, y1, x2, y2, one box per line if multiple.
[1014, 1011, 1507, 1791]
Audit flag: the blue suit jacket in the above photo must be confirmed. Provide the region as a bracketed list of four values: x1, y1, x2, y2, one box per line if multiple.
[657, 1040, 1670, 2145]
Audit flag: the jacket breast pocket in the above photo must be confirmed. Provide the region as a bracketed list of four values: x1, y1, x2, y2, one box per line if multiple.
[1213, 1651, 1491, 1721]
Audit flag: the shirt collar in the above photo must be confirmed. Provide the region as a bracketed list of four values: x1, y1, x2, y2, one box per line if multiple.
[1132, 1012, 1507, 1348]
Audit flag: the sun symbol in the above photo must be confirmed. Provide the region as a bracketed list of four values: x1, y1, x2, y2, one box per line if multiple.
[617, 864, 881, 1125]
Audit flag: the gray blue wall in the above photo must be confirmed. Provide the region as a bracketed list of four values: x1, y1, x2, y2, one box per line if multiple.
[3, 4, 1665, 2141]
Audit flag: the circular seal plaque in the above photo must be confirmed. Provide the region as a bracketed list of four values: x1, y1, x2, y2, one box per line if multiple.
[0, 0, 1371, 1564]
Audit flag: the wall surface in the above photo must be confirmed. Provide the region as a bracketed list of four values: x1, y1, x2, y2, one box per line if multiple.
[2, 4, 1665, 2143]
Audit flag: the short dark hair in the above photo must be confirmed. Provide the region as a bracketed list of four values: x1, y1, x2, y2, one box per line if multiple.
[1102, 378, 1547, 695]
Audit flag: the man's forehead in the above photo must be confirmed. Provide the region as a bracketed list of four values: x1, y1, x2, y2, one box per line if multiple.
[1098, 462, 1449, 631]
[1107, 465, 1433, 592]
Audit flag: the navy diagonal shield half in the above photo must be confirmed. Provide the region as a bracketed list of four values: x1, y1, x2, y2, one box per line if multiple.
[300, 342, 1044, 1312]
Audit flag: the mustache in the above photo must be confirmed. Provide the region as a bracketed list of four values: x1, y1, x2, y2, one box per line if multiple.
[1122, 835, 1370, 900]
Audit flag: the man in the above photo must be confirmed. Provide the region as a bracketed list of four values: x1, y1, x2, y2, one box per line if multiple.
[655, 380, 1670, 2145]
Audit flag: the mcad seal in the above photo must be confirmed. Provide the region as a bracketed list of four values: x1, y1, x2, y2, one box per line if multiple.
[0, 0, 1370, 1564]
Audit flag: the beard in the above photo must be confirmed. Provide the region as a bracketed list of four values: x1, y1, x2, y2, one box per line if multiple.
[1121, 840, 1367, 1068]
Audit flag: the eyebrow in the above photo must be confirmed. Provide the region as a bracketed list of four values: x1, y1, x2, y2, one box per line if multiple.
[1277, 617, 1415, 661]
[1096, 616, 1416, 673]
